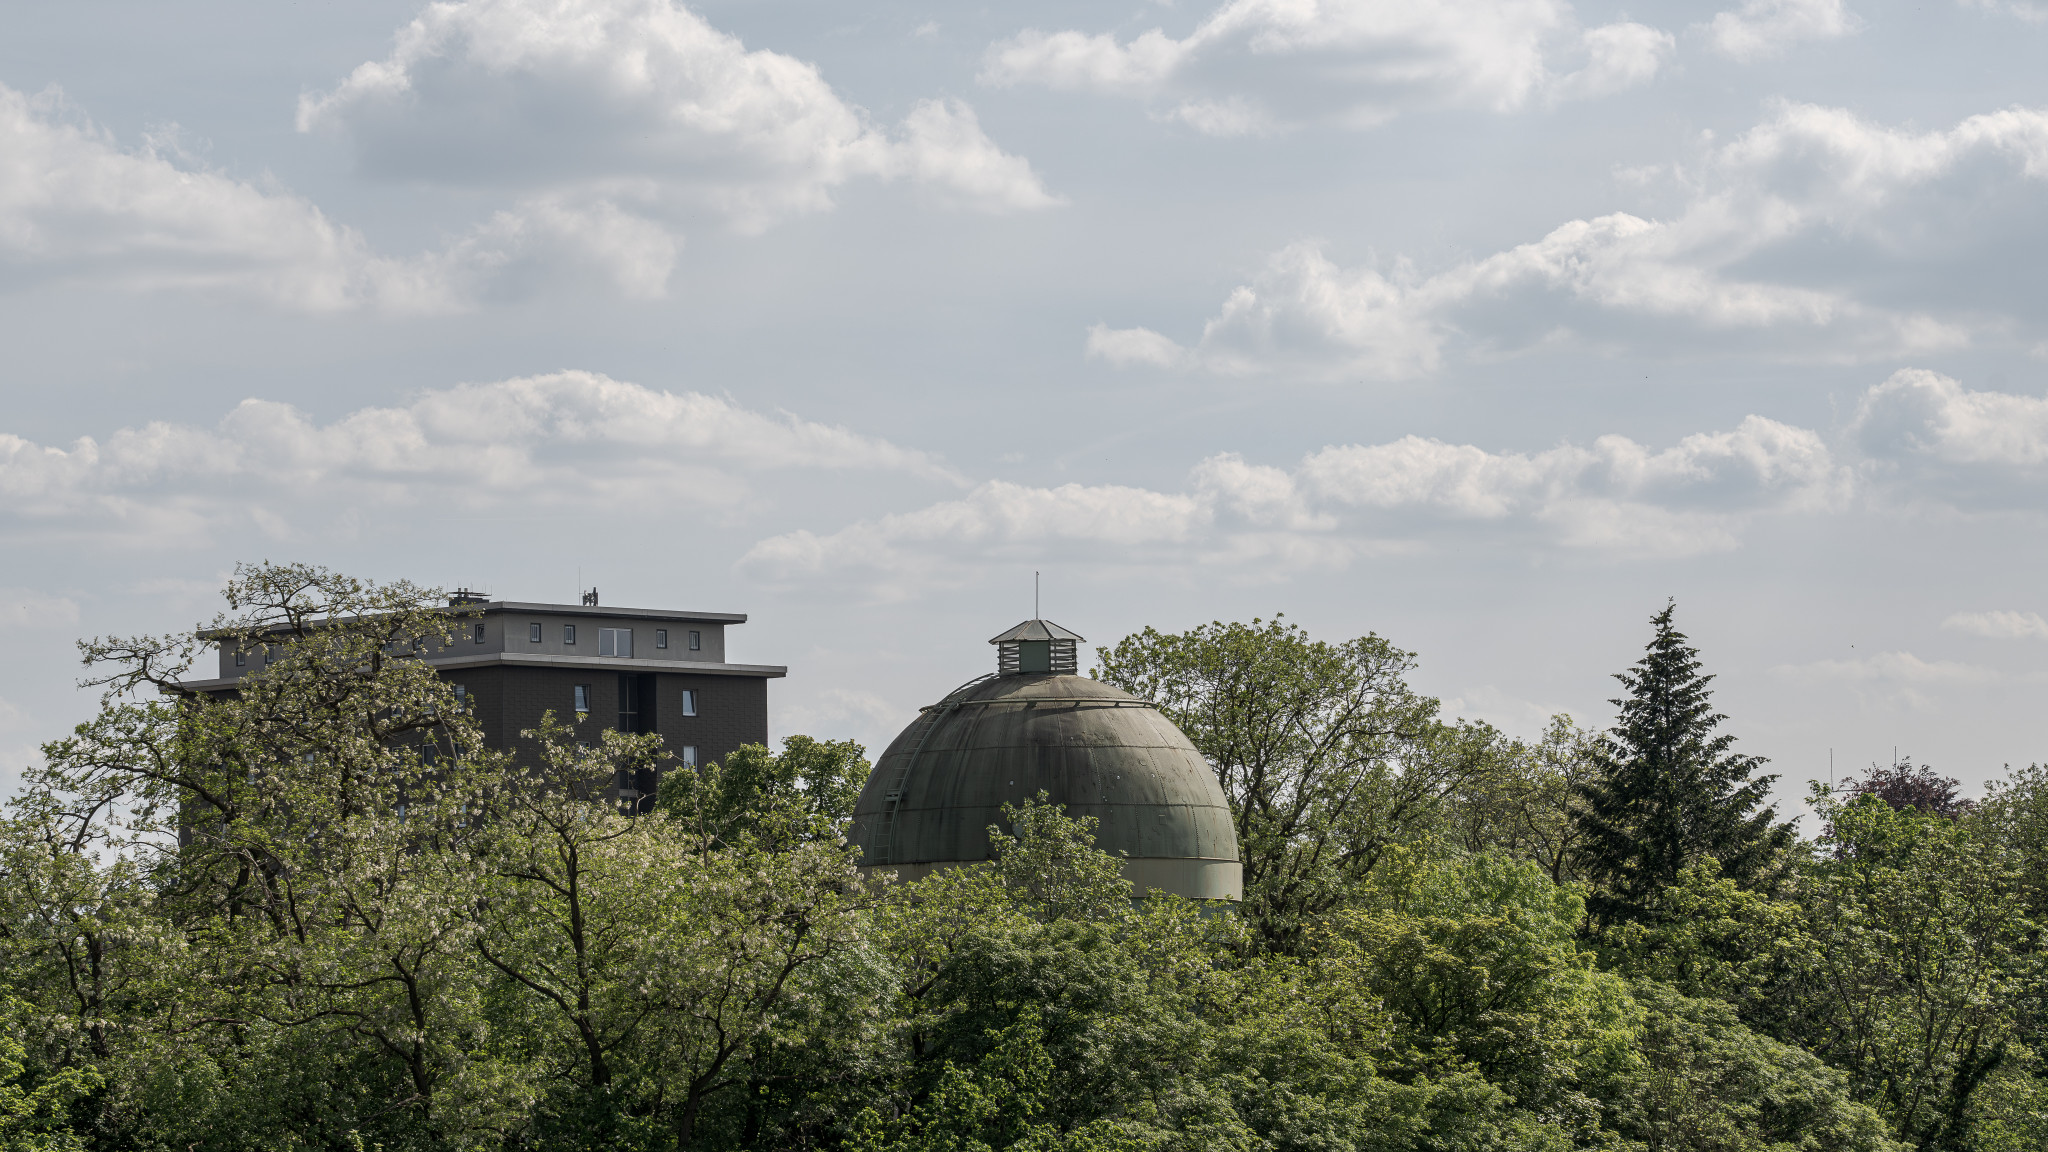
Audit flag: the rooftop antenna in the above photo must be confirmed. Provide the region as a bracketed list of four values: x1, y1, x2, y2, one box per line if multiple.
[1035, 570, 1040, 619]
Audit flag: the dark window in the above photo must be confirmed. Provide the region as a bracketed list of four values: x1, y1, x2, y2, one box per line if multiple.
[529, 622, 542, 643]
[617, 673, 656, 733]
[573, 684, 590, 714]
[454, 684, 471, 712]
[234, 649, 246, 667]
[599, 628, 633, 657]
[655, 629, 668, 649]
[687, 630, 701, 651]
[474, 622, 486, 644]
[681, 689, 699, 717]
[564, 624, 577, 645]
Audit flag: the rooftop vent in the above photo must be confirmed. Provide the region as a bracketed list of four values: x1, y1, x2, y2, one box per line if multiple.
[989, 619, 1083, 675]
[448, 588, 490, 606]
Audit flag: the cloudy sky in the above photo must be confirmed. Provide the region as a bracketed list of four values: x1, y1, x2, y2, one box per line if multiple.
[4, 0, 2046, 817]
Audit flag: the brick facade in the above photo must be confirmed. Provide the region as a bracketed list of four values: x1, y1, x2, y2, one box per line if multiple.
[187, 599, 783, 812]
[442, 664, 769, 774]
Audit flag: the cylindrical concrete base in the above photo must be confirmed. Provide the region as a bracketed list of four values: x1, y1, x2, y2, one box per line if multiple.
[865, 856, 1241, 901]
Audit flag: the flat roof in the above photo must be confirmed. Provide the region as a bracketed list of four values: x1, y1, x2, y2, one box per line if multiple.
[201, 600, 749, 639]
[486, 601, 748, 624]
[175, 652, 788, 693]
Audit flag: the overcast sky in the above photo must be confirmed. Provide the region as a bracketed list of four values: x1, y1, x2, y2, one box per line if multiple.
[3, 0, 2046, 820]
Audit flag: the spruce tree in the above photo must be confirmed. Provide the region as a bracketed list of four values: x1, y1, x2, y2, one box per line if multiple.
[1575, 601, 1793, 928]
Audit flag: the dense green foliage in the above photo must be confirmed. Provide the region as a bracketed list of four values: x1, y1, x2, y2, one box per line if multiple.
[1, 565, 2043, 1150]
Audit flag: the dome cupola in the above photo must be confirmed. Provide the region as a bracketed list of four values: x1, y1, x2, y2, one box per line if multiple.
[989, 618, 1082, 675]
[849, 619, 1241, 900]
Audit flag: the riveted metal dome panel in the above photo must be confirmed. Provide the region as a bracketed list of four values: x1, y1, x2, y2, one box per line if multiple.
[851, 673, 1241, 900]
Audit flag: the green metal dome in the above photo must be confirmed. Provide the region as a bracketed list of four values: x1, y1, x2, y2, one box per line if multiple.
[850, 638, 1241, 900]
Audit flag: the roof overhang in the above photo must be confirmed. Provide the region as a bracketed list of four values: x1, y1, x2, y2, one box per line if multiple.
[987, 618, 1084, 644]
[174, 652, 787, 693]
[198, 601, 749, 641]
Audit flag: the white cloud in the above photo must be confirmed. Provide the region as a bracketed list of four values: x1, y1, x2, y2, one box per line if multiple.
[1085, 323, 1189, 368]
[772, 687, 912, 749]
[301, 0, 1058, 232]
[741, 480, 1210, 593]
[1957, 0, 2048, 22]
[980, 0, 1670, 135]
[1551, 23, 1677, 101]
[1944, 610, 2048, 640]
[1703, 0, 1858, 62]
[1165, 96, 1271, 137]
[1302, 415, 1843, 511]
[0, 589, 81, 629]
[1852, 368, 2048, 468]
[891, 98, 1064, 213]
[1295, 415, 1846, 552]
[0, 371, 959, 546]
[1438, 684, 1577, 739]
[767, 367, 2048, 594]
[1097, 102, 2048, 376]
[1, 3, 1059, 310]
[1845, 368, 2048, 510]
[417, 198, 680, 301]
[1769, 650, 1997, 711]
[0, 694, 30, 735]
[0, 84, 389, 310]
[740, 414, 1847, 594]
[0, 84, 675, 310]
[984, 28, 1187, 97]
[1773, 651, 1996, 685]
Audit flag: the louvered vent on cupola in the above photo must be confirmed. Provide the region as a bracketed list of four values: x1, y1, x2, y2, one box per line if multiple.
[989, 619, 1083, 675]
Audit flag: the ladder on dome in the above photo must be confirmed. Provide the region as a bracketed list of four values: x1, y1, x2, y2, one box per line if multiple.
[871, 674, 990, 867]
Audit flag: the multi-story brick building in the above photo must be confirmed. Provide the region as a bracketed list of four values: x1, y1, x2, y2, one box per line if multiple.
[183, 592, 785, 809]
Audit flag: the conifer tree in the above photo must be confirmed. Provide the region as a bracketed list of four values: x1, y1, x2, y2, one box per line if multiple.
[1575, 602, 1793, 929]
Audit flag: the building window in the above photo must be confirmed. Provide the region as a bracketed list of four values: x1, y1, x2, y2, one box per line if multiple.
[681, 745, 697, 768]
[598, 628, 633, 658]
[655, 629, 668, 649]
[687, 630, 701, 651]
[529, 622, 542, 643]
[474, 622, 486, 644]
[617, 672, 637, 731]
[573, 684, 590, 714]
[617, 673, 655, 734]
[454, 684, 471, 712]
[564, 624, 577, 645]
[681, 689, 698, 717]
[234, 649, 245, 667]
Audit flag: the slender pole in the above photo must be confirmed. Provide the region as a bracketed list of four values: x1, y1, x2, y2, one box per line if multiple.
[1035, 571, 1040, 619]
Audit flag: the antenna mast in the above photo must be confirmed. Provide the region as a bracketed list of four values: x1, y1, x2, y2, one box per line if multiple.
[1035, 571, 1040, 619]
